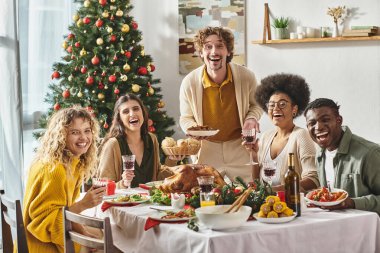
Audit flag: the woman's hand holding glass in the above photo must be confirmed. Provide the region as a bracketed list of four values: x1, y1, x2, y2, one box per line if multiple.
[122, 155, 136, 188]
[242, 129, 258, 165]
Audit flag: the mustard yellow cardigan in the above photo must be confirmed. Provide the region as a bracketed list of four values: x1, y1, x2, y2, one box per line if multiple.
[23, 158, 82, 253]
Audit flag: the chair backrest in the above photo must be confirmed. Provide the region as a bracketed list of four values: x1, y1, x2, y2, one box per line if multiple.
[0, 190, 29, 253]
[63, 206, 120, 253]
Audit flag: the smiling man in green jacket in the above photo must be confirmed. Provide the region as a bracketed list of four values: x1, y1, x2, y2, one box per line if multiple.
[304, 98, 380, 215]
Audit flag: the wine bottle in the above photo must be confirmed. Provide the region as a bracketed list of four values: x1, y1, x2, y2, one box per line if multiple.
[285, 153, 301, 217]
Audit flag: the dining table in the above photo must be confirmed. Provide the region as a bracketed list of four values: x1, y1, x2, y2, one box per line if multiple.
[93, 188, 380, 253]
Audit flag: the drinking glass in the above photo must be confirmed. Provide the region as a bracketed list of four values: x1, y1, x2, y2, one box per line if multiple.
[262, 161, 277, 187]
[91, 178, 107, 217]
[242, 129, 258, 165]
[122, 154, 136, 189]
[197, 176, 215, 207]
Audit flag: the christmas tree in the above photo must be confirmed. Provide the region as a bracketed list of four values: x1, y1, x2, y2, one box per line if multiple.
[35, 0, 175, 146]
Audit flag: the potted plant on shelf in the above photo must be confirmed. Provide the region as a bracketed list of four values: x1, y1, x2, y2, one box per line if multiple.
[272, 16, 290, 40]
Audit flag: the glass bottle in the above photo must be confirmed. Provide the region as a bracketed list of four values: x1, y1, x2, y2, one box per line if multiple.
[285, 153, 301, 217]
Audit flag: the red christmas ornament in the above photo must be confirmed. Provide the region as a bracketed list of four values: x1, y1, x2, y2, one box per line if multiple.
[101, 71, 106, 77]
[95, 19, 104, 28]
[113, 55, 118, 61]
[81, 66, 88, 74]
[67, 33, 75, 40]
[149, 64, 156, 72]
[91, 56, 100, 65]
[71, 54, 76, 60]
[54, 103, 61, 111]
[148, 125, 156, 132]
[62, 89, 70, 99]
[103, 122, 109, 129]
[83, 17, 91, 24]
[66, 46, 73, 53]
[124, 51, 131, 58]
[98, 82, 105, 89]
[51, 71, 60, 79]
[110, 15, 115, 21]
[131, 22, 138, 30]
[109, 34, 117, 42]
[147, 119, 154, 126]
[108, 75, 117, 83]
[74, 66, 79, 71]
[99, 0, 107, 6]
[93, 71, 97, 76]
[74, 42, 80, 48]
[114, 88, 120, 94]
[138, 67, 147, 75]
[86, 76, 94, 85]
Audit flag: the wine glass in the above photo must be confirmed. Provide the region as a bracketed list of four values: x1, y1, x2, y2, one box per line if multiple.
[122, 154, 135, 189]
[262, 161, 277, 187]
[91, 178, 107, 217]
[242, 129, 258, 165]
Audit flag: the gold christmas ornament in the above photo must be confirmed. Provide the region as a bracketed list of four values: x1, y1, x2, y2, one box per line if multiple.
[148, 87, 154, 95]
[80, 48, 87, 57]
[157, 100, 165, 108]
[76, 19, 83, 27]
[120, 49, 125, 54]
[120, 75, 128, 81]
[116, 9, 123, 17]
[107, 26, 113, 33]
[92, 90, 96, 93]
[104, 85, 109, 90]
[102, 11, 109, 18]
[121, 24, 130, 33]
[62, 41, 68, 49]
[68, 75, 73, 82]
[84, 0, 90, 7]
[96, 38, 104, 45]
[110, 0, 116, 2]
[147, 65, 151, 72]
[98, 93, 105, 100]
[72, 14, 80, 22]
[77, 91, 83, 97]
[141, 50, 145, 56]
[132, 84, 140, 93]
[110, 5, 117, 11]
[123, 63, 131, 72]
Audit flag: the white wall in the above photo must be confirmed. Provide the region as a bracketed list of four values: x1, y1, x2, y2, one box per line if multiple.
[132, 0, 380, 143]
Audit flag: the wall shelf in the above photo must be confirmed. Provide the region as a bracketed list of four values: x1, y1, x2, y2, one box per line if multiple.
[252, 35, 380, 45]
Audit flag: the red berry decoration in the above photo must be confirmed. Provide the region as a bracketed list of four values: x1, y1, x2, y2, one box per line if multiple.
[131, 22, 138, 30]
[51, 71, 60, 79]
[62, 89, 70, 99]
[138, 67, 147, 75]
[148, 125, 156, 132]
[124, 51, 131, 58]
[95, 19, 104, 28]
[74, 42, 80, 48]
[150, 64, 156, 72]
[86, 76, 94, 85]
[81, 66, 87, 74]
[114, 88, 120, 94]
[66, 46, 72, 53]
[53, 103, 61, 111]
[67, 33, 75, 40]
[109, 34, 117, 42]
[103, 122, 109, 129]
[99, 0, 107, 6]
[108, 75, 117, 83]
[91, 56, 100, 65]
[98, 82, 105, 89]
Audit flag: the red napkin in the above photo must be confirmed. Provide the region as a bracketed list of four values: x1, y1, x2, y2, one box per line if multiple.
[144, 217, 188, 231]
[138, 184, 151, 190]
[101, 202, 139, 212]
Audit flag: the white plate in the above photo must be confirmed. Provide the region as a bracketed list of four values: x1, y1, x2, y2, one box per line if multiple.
[145, 181, 164, 187]
[253, 213, 297, 224]
[149, 212, 195, 222]
[104, 195, 150, 205]
[305, 189, 348, 207]
[187, 129, 219, 137]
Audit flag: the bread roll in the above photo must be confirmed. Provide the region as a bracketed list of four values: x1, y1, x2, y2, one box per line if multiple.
[162, 137, 176, 148]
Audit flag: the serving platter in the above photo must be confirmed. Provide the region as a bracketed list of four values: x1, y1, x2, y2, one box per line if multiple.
[305, 189, 348, 207]
[187, 129, 219, 137]
[104, 195, 150, 205]
[253, 213, 297, 224]
[149, 212, 195, 222]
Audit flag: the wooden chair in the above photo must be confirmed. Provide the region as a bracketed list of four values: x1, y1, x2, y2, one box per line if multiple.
[63, 207, 121, 253]
[0, 190, 29, 253]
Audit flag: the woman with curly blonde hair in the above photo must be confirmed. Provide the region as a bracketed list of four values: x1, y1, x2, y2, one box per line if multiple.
[23, 106, 105, 253]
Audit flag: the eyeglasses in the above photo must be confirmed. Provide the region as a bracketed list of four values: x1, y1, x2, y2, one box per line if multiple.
[266, 100, 289, 110]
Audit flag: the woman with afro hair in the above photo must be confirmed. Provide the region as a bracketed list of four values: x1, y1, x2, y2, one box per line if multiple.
[250, 73, 319, 192]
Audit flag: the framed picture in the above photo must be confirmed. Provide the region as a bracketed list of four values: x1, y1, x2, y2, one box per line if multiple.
[178, 0, 246, 75]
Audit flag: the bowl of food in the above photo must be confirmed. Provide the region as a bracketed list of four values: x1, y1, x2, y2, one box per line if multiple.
[305, 187, 348, 207]
[186, 125, 219, 137]
[195, 205, 251, 230]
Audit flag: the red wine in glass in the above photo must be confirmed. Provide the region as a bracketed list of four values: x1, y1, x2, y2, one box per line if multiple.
[123, 161, 135, 171]
[200, 184, 213, 192]
[243, 136, 254, 143]
[264, 168, 276, 177]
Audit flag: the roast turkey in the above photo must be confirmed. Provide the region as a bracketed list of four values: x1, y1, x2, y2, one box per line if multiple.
[158, 164, 226, 193]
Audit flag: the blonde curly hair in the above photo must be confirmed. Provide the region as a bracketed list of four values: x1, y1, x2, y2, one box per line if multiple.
[32, 106, 100, 180]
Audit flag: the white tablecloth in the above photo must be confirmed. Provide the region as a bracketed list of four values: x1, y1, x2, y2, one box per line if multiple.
[102, 203, 380, 253]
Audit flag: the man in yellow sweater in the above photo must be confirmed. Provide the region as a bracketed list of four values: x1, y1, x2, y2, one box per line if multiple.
[179, 26, 262, 182]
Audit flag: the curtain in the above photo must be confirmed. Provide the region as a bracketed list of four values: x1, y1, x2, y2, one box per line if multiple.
[0, 0, 23, 202]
